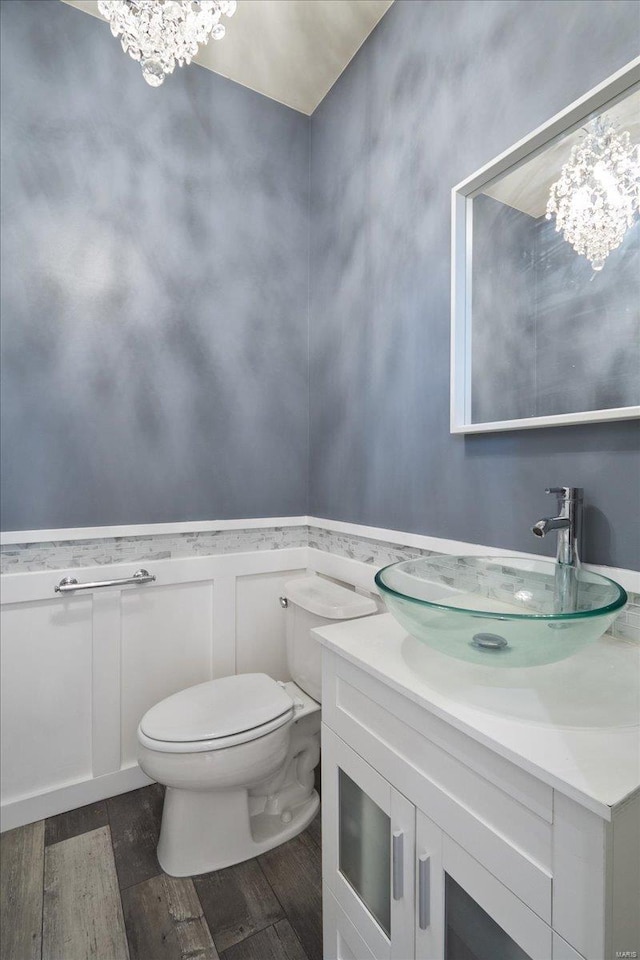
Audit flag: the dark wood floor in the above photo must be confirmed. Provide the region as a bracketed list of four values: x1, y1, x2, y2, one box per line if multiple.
[1, 784, 322, 960]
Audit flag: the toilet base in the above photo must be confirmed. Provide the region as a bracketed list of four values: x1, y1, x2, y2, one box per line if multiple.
[157, 786, 320, 877]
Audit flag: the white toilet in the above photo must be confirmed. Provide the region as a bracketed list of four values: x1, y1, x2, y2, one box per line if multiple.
[137, 575, 377, 876]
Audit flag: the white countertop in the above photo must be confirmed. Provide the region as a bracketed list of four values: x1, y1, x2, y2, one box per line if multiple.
[314, 613, 640, 819]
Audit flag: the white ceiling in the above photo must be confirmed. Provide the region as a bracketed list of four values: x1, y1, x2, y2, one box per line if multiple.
[61, 0, 394, 114]
[483, 89, 640, 218]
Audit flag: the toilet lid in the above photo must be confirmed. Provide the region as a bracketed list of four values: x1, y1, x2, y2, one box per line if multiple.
[140, 673, 294, 743]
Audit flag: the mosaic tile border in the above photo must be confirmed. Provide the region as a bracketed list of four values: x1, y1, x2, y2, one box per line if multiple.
[0, 526, 308, 573]
[2, 522, 637, 642]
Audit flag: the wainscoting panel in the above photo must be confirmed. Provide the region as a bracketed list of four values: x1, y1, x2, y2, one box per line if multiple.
[3, 519, 636, 833]
[0, 548, 307, 831]
[120, 581, 215, 766]
[1, 597, 94, 805]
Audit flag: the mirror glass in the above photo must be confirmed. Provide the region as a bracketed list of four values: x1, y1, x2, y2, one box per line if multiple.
[453, 77, 640, 432]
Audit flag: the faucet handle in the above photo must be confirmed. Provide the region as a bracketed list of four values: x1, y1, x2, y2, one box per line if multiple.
[545, 486, 583, 500]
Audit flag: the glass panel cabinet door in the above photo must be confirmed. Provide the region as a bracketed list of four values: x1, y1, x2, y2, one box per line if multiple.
[445, 875, 532, 960]
[323, 885, 377, 960]
[339, 767, 391, 936]
[323, 726, 415, 960]
[415, 811, 552, 960]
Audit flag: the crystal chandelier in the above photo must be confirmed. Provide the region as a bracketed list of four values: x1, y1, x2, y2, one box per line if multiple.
[97, 0, 237, 87]
[546, 117, 640, 271]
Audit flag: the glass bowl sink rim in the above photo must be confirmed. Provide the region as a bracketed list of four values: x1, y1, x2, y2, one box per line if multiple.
[374, 556, 628, 622]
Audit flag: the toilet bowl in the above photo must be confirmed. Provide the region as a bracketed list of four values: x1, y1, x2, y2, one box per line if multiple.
[138, 674, 320, 875]
[137, 576, 377, 876]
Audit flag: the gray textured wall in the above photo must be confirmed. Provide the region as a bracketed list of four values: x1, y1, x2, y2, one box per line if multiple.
[309, 0, 640, 569]
[472, 195, 537, 423]
[1, 0, 309, 530]
[534, 218, 640, 417]
[2, 0, 639, 570]
[471, 197, 640, 422]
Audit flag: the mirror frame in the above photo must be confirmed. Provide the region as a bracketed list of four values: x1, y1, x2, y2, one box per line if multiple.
[450, 56, 640, 435]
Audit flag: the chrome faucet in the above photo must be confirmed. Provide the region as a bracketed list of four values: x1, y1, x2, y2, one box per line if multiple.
[531, 486, 583, 567]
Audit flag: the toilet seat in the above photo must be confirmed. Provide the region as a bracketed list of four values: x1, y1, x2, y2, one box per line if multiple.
[138, 709, 294, 753]
[135, 573, 367, 875]
[138, 673, 294, 754]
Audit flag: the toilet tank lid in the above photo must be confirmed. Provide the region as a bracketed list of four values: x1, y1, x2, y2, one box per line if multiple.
[284, 576, 377, 619]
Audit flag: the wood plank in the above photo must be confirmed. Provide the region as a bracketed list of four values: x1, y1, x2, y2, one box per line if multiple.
[0, 820, 44, 960]
[45, 799, 108, 846]
[43, 825, 129, 960]
[194, 858, 283, 954]
[259, 832, 322, 960]
[107, 783, 164, 890]
[122, 874, 218, 960]
[272, 919, 309, 960]
[220, 921, 309, 960]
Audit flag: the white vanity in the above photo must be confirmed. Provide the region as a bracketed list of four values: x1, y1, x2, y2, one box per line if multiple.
[315, 613, 640, 960]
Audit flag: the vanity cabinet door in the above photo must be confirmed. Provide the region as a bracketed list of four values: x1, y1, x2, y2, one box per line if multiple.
[416, 808, 552, 960]
[323, 885, 377, 960]
[323, 725, 415, 960]
[440, 829, 552, 960]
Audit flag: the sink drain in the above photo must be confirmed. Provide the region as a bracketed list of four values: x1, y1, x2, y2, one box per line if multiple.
[471, 632, 508, 650]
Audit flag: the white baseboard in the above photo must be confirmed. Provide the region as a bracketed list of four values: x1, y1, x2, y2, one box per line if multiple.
[0, 765, 152, 832]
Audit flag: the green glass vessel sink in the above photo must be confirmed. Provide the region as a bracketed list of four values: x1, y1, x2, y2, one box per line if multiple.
[375, 556, 627, 668]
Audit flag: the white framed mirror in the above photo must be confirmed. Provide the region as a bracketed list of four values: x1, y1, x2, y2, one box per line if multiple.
[450, 58, 640, 435]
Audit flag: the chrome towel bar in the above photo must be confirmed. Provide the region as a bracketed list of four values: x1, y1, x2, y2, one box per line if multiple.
[54, 569, 156, 593]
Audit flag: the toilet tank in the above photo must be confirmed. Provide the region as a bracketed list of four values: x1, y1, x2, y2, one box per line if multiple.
[282, 576, 378, 702]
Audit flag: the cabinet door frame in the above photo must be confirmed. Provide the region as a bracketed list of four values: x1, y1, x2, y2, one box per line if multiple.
[323, 725, 415, 960]
[323, 884, 377, 960]
[416, 807, 553, 960]
[439, 827, 553, 960]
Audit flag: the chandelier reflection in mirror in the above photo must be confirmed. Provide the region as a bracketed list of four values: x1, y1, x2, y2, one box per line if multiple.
[546, 118, 640, 271]
[97, 0, 237, 87]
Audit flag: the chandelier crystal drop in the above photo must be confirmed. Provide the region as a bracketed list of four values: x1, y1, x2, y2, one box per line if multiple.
[546, 117, 640, 271]
[97, 0, 237, 87]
